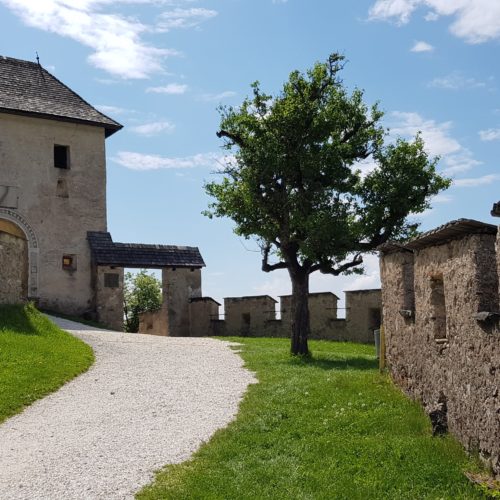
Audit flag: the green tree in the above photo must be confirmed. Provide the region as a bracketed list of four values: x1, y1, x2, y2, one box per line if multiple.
[123, 270, 162, 333]
[205, 53, 450, 355]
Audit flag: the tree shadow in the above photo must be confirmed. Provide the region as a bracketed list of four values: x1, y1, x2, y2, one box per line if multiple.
[0, 304, 40, 335]
[290, 355, 378, 371]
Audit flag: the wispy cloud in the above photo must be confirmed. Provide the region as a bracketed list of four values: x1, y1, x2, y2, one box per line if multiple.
[454, 174, 500, 187]
[146, 83, 188, 94]
[411, 40, 434, 52]
[113, 151, 224, 170]
[199, 91, 237, 102]
[368, 1, 500, 44]
[96, 104, 131, 115]
[479, 128, 500, 141]
[0, 0, 217, 79]
[129, 121, 175, 136]
[156, 7, 217, 31]
[389, 111, 481, 175]
[428, 71, 486, 90]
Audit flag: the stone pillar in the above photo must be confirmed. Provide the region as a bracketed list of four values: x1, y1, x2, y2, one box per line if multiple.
[95, 265, 124, 330]
[162, 267, 202, 337]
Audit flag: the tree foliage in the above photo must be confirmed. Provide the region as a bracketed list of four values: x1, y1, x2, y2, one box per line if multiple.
[123, 270, 162, 333]
[205, 53, 450, 355]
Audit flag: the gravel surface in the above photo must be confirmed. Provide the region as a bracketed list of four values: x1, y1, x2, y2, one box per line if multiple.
[0, 316, 256, 499]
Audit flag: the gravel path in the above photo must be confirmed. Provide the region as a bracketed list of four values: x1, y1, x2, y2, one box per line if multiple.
[0, 316, 256, 500]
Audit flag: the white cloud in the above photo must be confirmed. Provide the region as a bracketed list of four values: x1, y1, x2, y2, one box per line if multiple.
[0, 0, 216, 78]
[411, 40, 434, 52]
[431, 194, 453, 203]
[454, 174, 500, 187]
[199, 91, 237, 102]
[424, 11, 439, 21]
[146, 83, 188, 94]
[479, 128, 500, 141]
[428, 71, 486, 90]
[156, 7, 217, 31]
[369, 1, 500, 44]
[113, 151, 224, 170]
[129, 121, 175, 136]
[96, 104, 130, 115]
[389, 111, 481, 175]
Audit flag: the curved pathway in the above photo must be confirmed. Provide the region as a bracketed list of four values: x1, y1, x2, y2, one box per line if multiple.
[0, 317, 256, 499]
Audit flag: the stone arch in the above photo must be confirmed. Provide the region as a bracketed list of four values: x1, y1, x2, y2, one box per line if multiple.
[0, 208, 39, 299]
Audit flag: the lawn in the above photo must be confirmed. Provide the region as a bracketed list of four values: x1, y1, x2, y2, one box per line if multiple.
[138, 338, 483, 500]
[0, 303, 94, 423]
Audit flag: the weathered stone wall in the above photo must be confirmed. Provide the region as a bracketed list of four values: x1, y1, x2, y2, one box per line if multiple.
[0, 113, 107, 315]
[189, 298, 220, 337]
[380, 233, 500, 474]
[198, 290, 380, 341]
[0, 230, 28, 303]
[224, 295, 278, 337]
[95, 266, 124, 330]
[138, 304, 167, 336]
[163, 267, 202, 337]
[344, 290, 382, 343]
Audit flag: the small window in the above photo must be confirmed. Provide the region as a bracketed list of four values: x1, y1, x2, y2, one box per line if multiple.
[62, 254, 77, 271]
[104, 273, 119, 288]
[54, 145, 70, 169]
[242, 313, 251, 325]
[430, 273, 447, 342]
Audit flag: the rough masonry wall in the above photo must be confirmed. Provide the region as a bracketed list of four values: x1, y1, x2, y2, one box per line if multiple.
[381, 234, 500, 474]
[224, 296, 277, 337]
[95, 266, 124, 331]
[163, 268, 202, 336]
[0, 113, 107, 315]
[344, 290, 382, 343]
[0, 231, 28, 303]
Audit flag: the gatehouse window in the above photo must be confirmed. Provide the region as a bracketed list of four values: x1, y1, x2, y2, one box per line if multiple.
[104, 273, 119, 288]
[54, 145, 70, 169]
[62, 254, 77, 271]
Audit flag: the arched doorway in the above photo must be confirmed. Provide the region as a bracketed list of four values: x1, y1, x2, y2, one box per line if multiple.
[0, 209, 39, 303]
[0, 219, 28, 303]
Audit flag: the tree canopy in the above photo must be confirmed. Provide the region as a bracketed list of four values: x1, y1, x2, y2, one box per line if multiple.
[123, 270, 162, 333]
[205, 53, 450, 355]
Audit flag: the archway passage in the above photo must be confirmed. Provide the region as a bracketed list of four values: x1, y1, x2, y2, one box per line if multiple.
[0, 219, 28, 304]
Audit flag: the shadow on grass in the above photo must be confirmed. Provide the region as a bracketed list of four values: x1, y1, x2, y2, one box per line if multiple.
[0, 303, 40, 335]
[290, 355, 378, 371]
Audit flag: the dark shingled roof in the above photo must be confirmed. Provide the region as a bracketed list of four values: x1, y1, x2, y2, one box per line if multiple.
[0, 56, 122, 137]
[379, 219, 497, 253]
[87, 232, 205, 268]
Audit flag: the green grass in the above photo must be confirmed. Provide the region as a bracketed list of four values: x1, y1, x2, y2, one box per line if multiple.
[0, 303, 94, 423]
[138, 338, 483, 500]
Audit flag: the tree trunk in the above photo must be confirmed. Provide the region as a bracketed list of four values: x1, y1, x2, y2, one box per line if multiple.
[289, 269, 310, 355]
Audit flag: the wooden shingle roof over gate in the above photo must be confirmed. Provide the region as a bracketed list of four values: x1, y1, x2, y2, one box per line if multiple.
[87, 232, 205, 268]
[0, 56, 122, 137]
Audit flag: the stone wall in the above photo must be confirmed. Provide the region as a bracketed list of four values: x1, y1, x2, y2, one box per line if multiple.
[380, 233, 500, 474]
[200, 291, 381, 341]
[189, 298, 220, 337]
[95, 266, 124, 330]
[0, 230, 28, 304]
[0, 113, 107, 315]
[224, 295, 278, 337]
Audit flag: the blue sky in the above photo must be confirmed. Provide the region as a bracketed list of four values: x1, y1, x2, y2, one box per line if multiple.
[1, 0, 499, 308]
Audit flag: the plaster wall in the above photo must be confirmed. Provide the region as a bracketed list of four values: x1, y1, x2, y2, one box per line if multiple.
[380, 234, 500, 474]
[0, 230, 28, 303]
[138, 304, 168, 336]
[0, 113, 107, 314]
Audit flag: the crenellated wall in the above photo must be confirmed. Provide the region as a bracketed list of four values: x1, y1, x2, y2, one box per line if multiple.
[380, 229, 500, 475]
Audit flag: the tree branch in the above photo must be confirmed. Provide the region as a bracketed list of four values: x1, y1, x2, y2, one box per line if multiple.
[310, 254, 363, 275]
[216, 129, 246, 148]
[262, 244, 289, 273]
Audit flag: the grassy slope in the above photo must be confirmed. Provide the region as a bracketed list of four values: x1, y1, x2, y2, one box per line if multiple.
[0, 303, 94, 423]
[138, 338, 482, 500]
